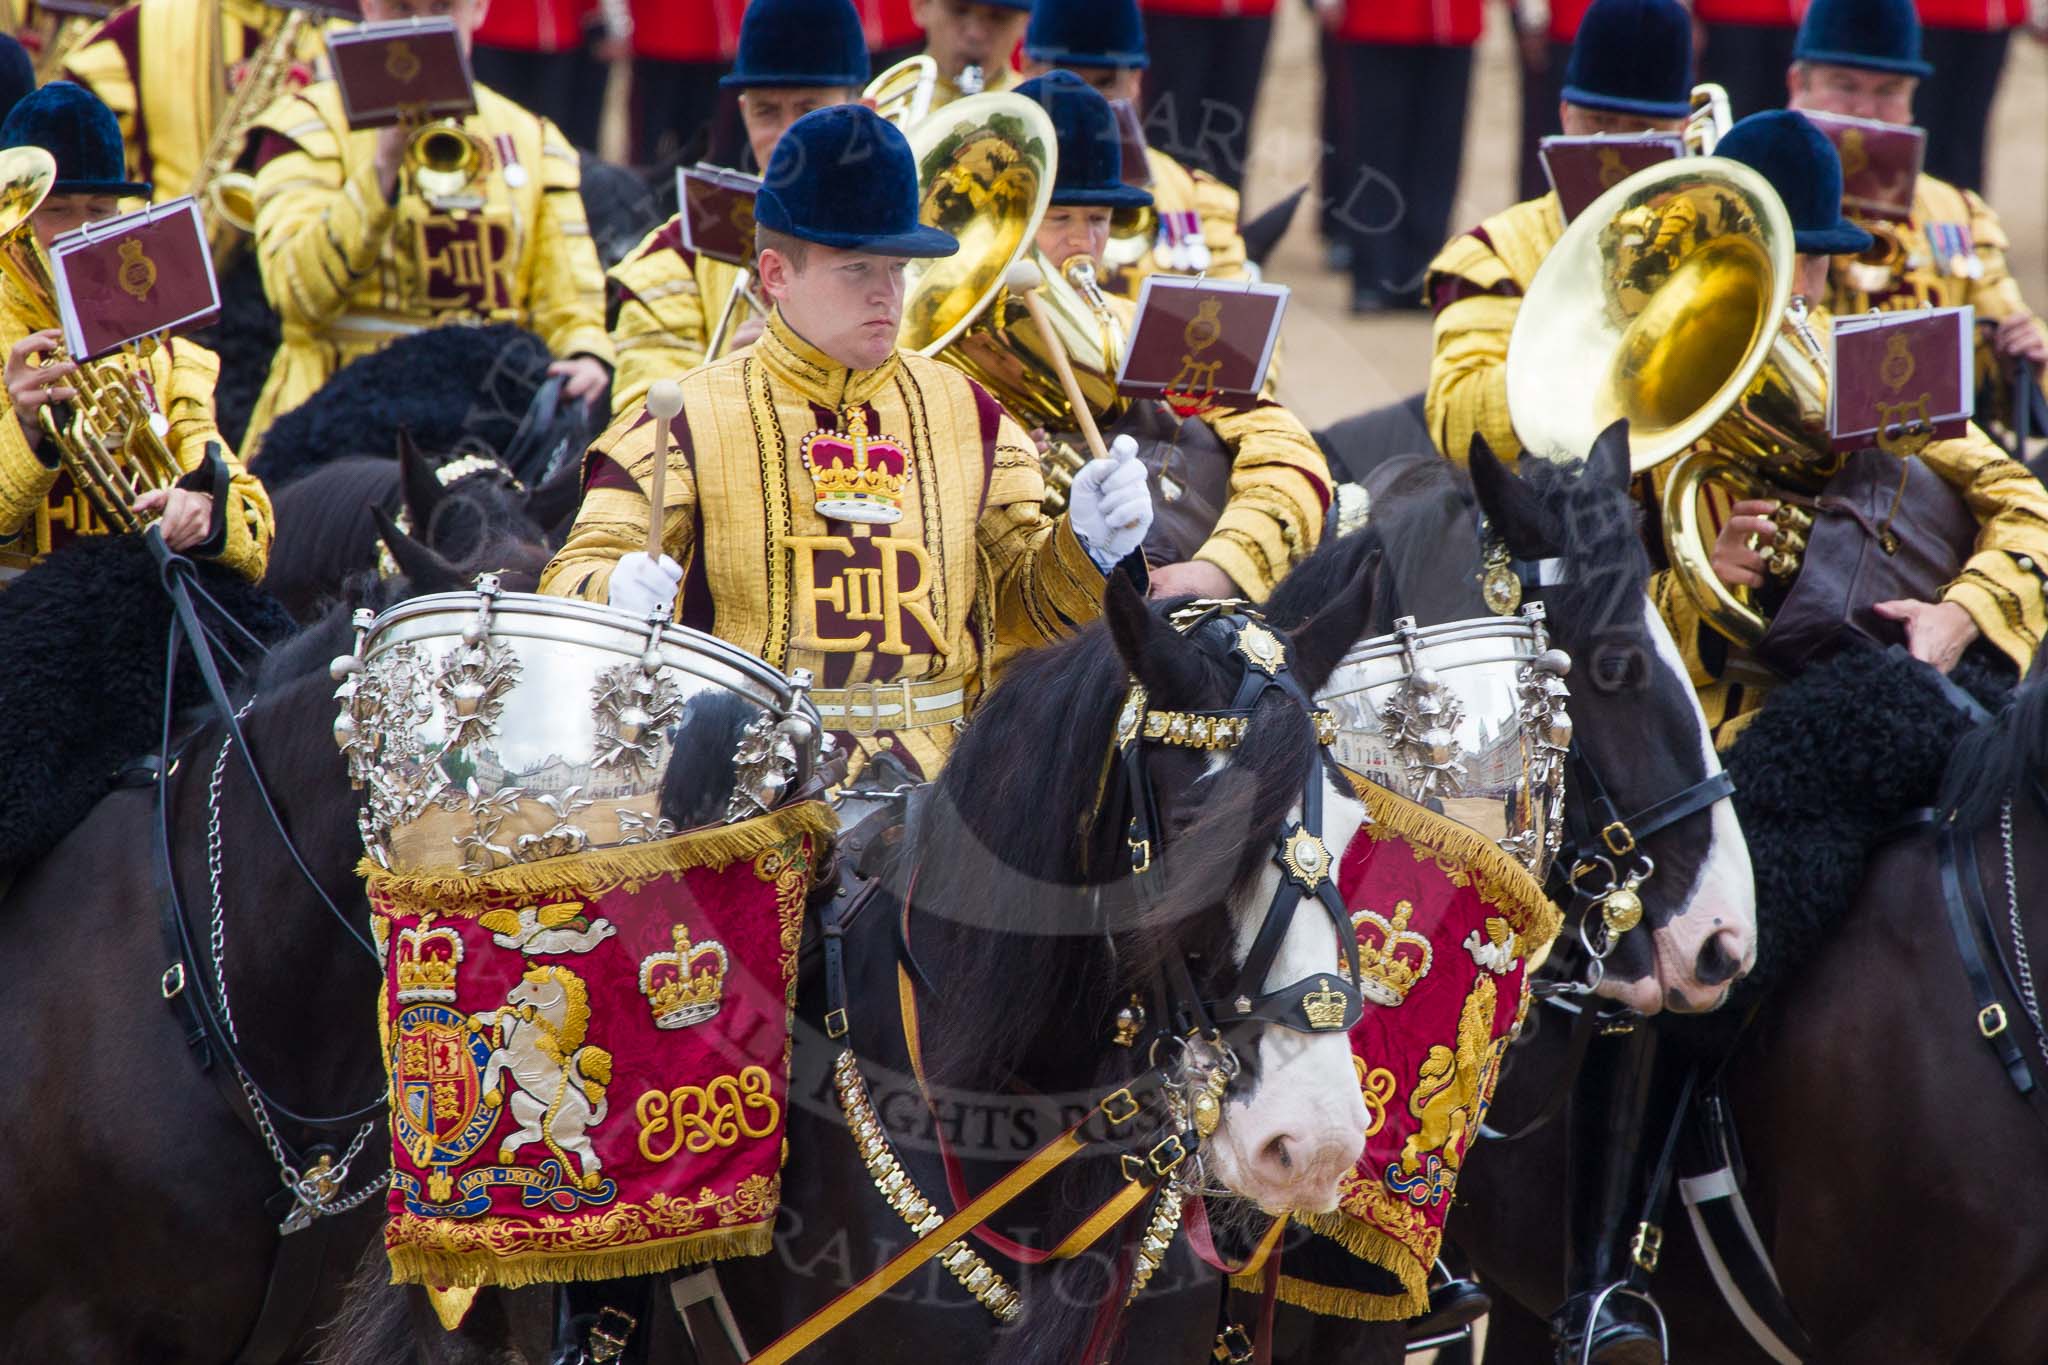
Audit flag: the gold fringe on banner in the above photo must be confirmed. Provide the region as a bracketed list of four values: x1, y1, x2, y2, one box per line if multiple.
[1343, 771, 1564, 949]
[387, 1223, 775, 1290]
[1225, 1210, 1429, 1321]
[361, 801, 838, 917]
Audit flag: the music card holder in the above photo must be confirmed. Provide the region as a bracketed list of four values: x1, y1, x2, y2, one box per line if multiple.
[1828, 306, 1973, 454]
[36, 0, 121, 17]
[1800, 110, 1924, 225]
[326, 16, 475, 130]
[677, 164, 762, 268]
[48, 197, 221, 361]
[1540, 133, 1686, 223]
[1116, 275, 1287, 414]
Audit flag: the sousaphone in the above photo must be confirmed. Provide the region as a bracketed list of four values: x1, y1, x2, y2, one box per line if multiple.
[1506, 155, 1834, 648]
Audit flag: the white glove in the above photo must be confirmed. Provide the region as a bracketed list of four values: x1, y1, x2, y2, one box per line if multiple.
[608, 551, 683, 617]
[1068, 435, 1153, 573]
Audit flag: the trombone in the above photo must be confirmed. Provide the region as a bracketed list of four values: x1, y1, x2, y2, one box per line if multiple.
[0, 149, 186, 535]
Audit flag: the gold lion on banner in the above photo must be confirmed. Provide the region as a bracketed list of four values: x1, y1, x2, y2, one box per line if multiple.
[1398, 972, 1502, 1179]
[474, 965, 615, 1188]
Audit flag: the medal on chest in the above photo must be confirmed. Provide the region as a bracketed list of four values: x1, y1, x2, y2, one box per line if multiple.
[799, 407, 910, 525]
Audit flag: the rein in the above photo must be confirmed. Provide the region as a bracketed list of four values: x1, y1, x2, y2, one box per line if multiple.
[146, 534, 387, 1232]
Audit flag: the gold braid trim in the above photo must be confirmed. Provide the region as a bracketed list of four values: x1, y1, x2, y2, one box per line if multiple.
[362, 801, 837, 915]
[1344, 770, 1564, 951]
[386, 1221, 774, 1288]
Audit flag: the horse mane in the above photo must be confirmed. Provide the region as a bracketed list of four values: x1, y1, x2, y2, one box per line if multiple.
[1939, 657, 2045, 830]
[1517, 455, 1653, 641]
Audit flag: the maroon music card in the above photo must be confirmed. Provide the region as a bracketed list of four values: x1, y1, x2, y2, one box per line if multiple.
[677, 164, 761, 267]
[1539, 133, 1686, 223]
[326, 17, 476, 130]
[1116, 276, 1287, 410]
[48, 197, 221, 360]
[1828, 306, 1973, 450]
[1800, 110, 1924, 225]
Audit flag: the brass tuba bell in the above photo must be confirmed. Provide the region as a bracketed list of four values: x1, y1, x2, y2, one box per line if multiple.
[1506, 155, 1835, 648]
[898, 93, 1127, 433]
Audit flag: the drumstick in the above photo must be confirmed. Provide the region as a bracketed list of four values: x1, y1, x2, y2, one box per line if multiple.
[644, 380, 684, 559]
[1003, 259, 1110, 465]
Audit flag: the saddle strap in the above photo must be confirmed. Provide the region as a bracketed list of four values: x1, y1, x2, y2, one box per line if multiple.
[233, 1172, 347, 1365]
[1679, 1166, 1812, 1365]
[1936, 825, 2039, 1099]
[1677, 1077, 1816, 1364]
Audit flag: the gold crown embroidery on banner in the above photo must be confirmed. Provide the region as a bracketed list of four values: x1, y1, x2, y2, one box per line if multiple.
[1351, 899, 1434, 1007]
[1301, 979, 1351, 1032]
[394, 923, 464, 1004]
[801, 408, 911, 525]
[639, 923, 730, 1030]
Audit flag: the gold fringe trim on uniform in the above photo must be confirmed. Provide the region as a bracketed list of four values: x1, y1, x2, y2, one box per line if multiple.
[1344, 771, 1564, 951]
[361, 800, 837, 916]
[387, 1223, 775, 1289]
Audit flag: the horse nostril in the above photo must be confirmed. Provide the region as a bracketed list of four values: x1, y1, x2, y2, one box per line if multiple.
[1695, 931, 1748, 987]
[1263, 1135, 1294, 1172]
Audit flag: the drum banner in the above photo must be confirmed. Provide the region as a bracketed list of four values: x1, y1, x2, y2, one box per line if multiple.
[366, 799, 837, 1288]
[1234, 776, 1563, 1320]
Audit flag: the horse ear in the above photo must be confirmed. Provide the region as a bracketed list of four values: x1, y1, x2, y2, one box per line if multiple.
[373, 506, 464, 592]
[397, 428, 443, 533]
[524, 457, 584, 537]
[1285, 545, 1383, 694]
[1467, 435, 1557, 560]
[1584, 418, 1633, 493]
[1104, 571, 1209, 703]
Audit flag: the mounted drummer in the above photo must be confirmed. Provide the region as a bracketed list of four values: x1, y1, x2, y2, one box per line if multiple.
[540, 103, 1153, 784]
[607, 0, 869, 414]
[1007, 69, 1330, 601]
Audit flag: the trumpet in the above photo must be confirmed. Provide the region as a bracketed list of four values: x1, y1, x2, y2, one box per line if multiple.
[0, 149, 185, 535]
[405, 119, 490, 208]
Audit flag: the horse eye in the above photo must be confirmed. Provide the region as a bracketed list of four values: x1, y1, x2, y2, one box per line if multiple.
[1589, 642, 1645, 693]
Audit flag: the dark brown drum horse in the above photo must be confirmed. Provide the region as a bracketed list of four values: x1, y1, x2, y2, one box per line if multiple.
[0, 527, 545, 1362]
[1270, 449, 2048, 1361]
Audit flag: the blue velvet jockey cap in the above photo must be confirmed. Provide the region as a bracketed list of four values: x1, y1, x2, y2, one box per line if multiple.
[0, 35, 35, 130]
[720, 0, 871, 90]
[0, 81, 150, 197]
[1562, 0, 1695, 120]
[1016, 71, 1152, 210]
[1025, 0, 1149, 70]
[1793, 0, 1932, 78]
[757, 105, 958, 257]
[1716, 111, 1874, 257]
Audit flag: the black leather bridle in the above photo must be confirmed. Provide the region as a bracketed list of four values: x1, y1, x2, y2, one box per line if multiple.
[1111, 603, 1364, 1042]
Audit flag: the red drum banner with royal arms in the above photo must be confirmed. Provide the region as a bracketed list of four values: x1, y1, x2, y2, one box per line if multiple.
[1238, 777, 1563, 1319]
[368, 804, 834, 1287]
